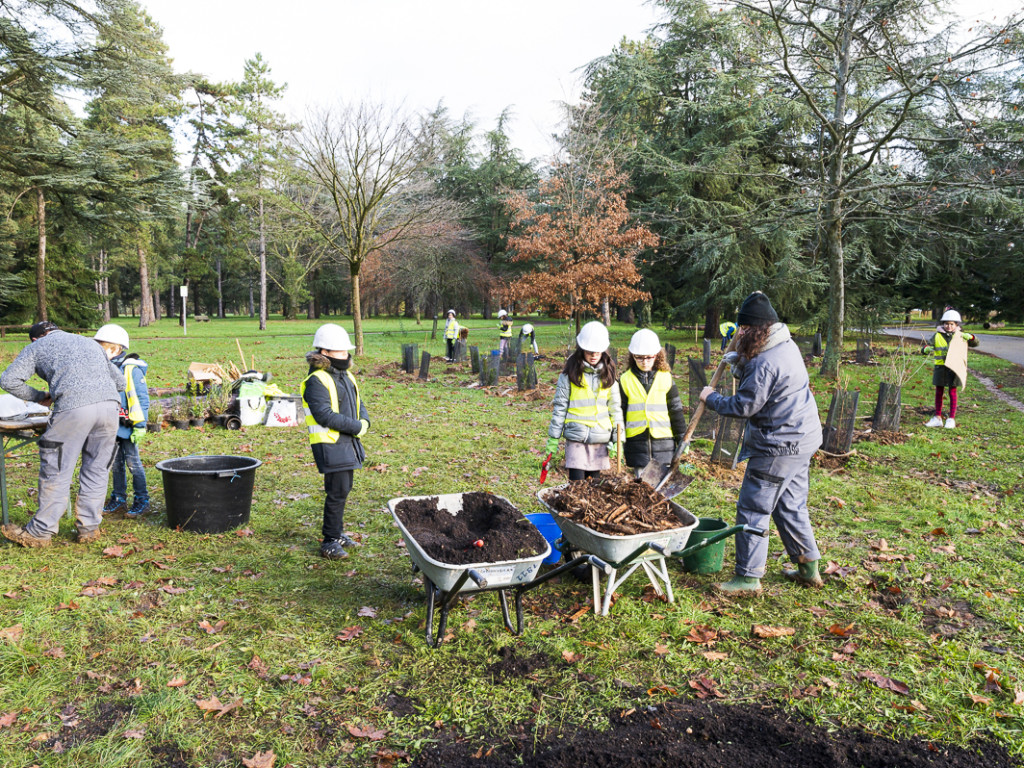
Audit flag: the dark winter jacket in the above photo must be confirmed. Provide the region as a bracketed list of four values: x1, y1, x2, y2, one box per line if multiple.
[704, 324, 822, 461]
[618, 366, 687, 469]
[301, 352, 370, 474]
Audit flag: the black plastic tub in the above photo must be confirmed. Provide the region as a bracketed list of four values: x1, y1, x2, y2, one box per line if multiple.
[155, 455, 262, 533]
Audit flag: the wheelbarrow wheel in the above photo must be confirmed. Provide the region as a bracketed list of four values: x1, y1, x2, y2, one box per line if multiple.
[564, 548, 591, 582]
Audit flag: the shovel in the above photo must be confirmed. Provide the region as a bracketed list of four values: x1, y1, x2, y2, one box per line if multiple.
[639, 334, 739, 498]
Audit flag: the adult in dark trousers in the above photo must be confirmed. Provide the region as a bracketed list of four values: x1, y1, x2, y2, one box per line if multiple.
[619, 329, 687, 476]
[699, 292, 823, 594]
[0, 321, 124, 547]
[300, 323, 370, 560]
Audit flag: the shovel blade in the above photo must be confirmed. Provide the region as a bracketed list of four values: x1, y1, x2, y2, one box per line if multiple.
[638, 458, 665, 487]
[655, 470, 695, 500]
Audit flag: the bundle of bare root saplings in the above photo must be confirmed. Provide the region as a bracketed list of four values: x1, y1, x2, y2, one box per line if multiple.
[547, 476, 681, 536]
[394, 492, 548, 566]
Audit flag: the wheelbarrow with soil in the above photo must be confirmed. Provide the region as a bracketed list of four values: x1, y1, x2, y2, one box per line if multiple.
[387, 491, 611, 647]
[538, 478, 766, 615]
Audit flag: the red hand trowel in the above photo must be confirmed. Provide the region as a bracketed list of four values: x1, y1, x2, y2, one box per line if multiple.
[539, 453, 553, 484]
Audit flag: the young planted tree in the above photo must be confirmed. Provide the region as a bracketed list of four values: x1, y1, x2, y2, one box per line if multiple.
[294, 101, 455, 353]
[505, 120, 656, 332]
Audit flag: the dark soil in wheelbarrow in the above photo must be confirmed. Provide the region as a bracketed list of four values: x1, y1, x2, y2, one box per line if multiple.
[411, 696, 1017, 768]
[394, 492, 548, 565]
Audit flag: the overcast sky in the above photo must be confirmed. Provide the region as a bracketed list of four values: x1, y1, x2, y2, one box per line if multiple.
[140, 0, 1021, 163]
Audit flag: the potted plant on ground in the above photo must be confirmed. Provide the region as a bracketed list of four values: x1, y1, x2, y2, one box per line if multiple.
[170, 400, 190, 430]
[146, 402, 164, 433]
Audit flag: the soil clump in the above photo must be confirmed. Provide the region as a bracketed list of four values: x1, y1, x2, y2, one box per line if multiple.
[546, 476, 686, 535]
[412, 697, 1019, 768]
[393, 492, 547, 565]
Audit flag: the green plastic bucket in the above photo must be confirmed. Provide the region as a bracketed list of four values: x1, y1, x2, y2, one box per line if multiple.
[681, 517, 730, 574]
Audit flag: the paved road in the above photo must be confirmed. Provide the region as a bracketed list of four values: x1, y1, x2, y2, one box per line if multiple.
[883, 327, 1024, 368]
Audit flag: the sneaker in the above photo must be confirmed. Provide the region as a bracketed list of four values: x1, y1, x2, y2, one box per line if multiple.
[75, 528, 103, 544]
[320, 540, 349, 560]
[2, 524, 51, 548]
[125, 499, 150, 519]
[103, 497, 128, 516]
[944, 417, 956, 429]
[925, 416, 943, 428]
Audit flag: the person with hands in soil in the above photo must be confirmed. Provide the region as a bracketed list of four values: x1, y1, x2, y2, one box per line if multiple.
[921, 308, 978, 429]
[301, 324, 370, 560]
[95, 325, 151, 519]
[544, 321, 623, 481]
[699, 292, 823, 594]
[619, 329, 687, 477]
[0, 321, 124, 547]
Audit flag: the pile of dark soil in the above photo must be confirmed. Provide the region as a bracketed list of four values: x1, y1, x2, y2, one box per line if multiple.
[412, 697, 1019, 768]
[394, 492, 547, 566]
[546, 476, 684, 535]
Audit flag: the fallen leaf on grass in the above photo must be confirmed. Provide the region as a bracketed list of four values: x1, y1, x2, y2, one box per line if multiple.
[235, 528, 254, 537]
[932, 545, 957, 555]
[688, 675, 724, 699]
[0, 711, 17, 727]
[654, 643, 670, 656]
[167, 677, 188, 687]
[684, 625, 721, 645]
[0, 624, 23, 643]
[4, 591, 19, 599]
[247, 655, 269, 678]
[198, 620, 227, 635]
[1014, 689, 1024, 706]
[347, 724, 387, 740]
[196, 696, 243, 719]
[79, 586, 107, 597]
[869, 539, 891, 552]
[43, 646, 66, 658]
[122, 729, 145, 739]
[856, 670, 909, 696]
[160, 585, 188, 595]
[562, 650, 583, 663]
[102, 546, 125, 558]
[335, 626, 363, 642]
[357, 606, 377, 618]
[968, 694, 991, 706]
[828, 624, 856, 638]
[461, 619, 477, 633]
[752, 624, 795, 639]
[242, 751, 276, 768]
[702, 651, 729, 661]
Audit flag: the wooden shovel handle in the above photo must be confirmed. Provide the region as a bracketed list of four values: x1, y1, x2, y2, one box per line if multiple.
[680, 333, 739, 446]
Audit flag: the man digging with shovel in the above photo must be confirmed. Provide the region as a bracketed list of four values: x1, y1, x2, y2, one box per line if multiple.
[698, 292, 824, 594]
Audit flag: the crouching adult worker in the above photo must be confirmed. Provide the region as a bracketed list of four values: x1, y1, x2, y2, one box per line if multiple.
[0, 321, 124, 547]
[699, 292, 823, 594]
[301, 324, 370, 560]
[619, 329, 687, 476]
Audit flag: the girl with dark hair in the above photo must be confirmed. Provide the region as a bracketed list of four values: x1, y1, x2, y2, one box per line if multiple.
[544, 322, 623, 481]
[699, 292, 823, 594]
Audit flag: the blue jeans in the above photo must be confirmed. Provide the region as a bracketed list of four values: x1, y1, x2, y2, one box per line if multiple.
[111, 436, 148, 503]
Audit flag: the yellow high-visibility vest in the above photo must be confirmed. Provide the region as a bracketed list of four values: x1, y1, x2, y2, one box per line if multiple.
[565, 378, 612, 432]
[619, 369, 673, 439]
[719, 321, 737, 338]
[123, 360, 145, 424]
[499, 319, 513, 338]
[301, 369, 361, 445]
[444, 320, 460, 340]
[932, 333, 948, 365]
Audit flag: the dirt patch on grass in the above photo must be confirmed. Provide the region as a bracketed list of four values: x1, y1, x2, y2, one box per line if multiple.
[486, 646, 551, 681]
[150, 742, 193, 768]
[411, 698, 1020, 768]
[45, 699, 134, 751]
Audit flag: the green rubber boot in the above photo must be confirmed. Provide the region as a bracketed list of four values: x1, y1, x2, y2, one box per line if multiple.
[783, 561, 823, 588]
[715, 576, 762, 594]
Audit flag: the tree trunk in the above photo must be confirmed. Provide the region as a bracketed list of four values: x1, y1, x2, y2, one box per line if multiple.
[601, 297, 611, 327]
[259, 196, 267, 330]
[36, 188, 47, 321]
[138, 244, 155, 327]
[248, 279, 255, 318]
[820, 209, 845, 379]
[702, 305, 721, 340]
[350, 261, 364, 354]
[217, 258, 224, 318]
[100, 249, 111, 322]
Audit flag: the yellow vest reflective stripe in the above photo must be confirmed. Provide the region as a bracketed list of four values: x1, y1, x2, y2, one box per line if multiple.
[620, 370, 673, 438]
[445, 320, 460, 340]
[301, 369, 361, 446]
[566, 379, 612, 431]
[123, 361, 145, 424]
[499, 320, 513, 338]
[933, 333, 949, 365]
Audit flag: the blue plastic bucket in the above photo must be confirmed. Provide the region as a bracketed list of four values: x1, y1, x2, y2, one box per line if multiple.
[525, 512, 562, 565]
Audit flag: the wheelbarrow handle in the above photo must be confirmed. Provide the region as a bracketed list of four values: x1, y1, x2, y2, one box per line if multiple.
[467, 569, 488, 589]
[674, 523, 748, 560]
[744, 526, 769, 537]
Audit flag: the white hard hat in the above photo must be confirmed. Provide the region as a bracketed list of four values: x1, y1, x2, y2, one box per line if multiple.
[576, 321, 610, 353]
[628, 328, 661, 356]
[521, 323, 534, 334]
[497, 309, 507, 317]
[94, 324, 129, 350]
[447, 309, 456, 316]
[312, 323, 355, 351]
[940, 309, 962, 323]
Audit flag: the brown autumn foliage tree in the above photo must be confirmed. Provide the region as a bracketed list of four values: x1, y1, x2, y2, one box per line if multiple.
[505, 156, 656, 332]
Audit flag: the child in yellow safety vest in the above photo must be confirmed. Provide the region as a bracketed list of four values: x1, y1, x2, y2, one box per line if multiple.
[544, 321, 623, 481]
[618, 329, 687, 475]
[301, 323, 370, 560]
[497, 310, 513, 355]
[921, 308, 979, 430]
[443, 310, 460, 361]
[96, 324, 151, 519]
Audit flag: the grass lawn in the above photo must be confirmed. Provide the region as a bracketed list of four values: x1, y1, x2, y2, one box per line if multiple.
[1, 317, 1022, 767]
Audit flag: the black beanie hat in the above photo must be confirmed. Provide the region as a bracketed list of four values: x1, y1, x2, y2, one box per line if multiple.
[736, 292, 779, 326]
[28, 320, 59, 340]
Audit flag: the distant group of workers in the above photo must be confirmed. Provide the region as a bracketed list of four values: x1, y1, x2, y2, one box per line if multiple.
[442, 309, 538, 362]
